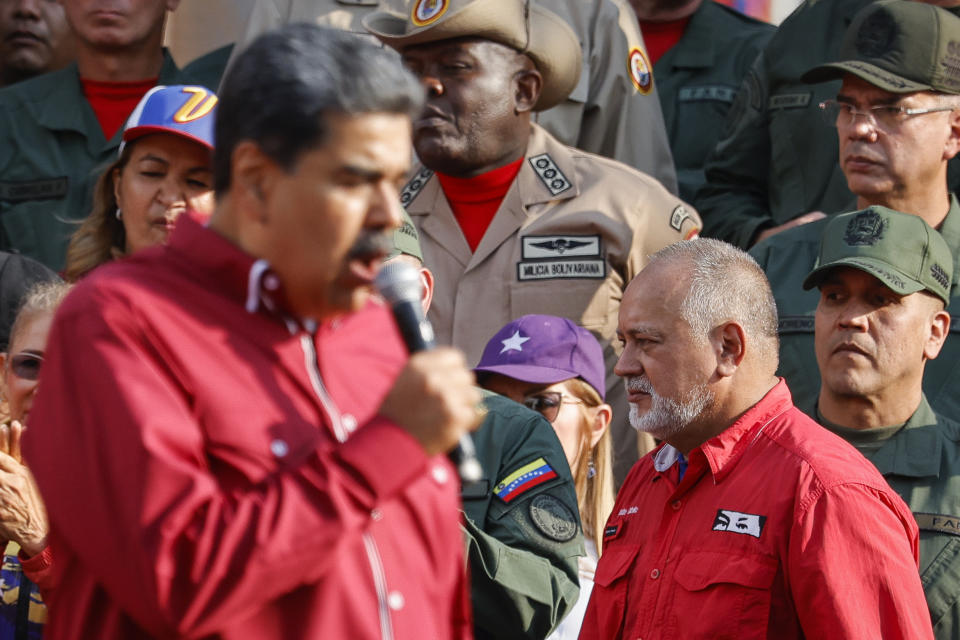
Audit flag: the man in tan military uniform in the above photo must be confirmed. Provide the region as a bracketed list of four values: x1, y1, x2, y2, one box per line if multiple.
[221, 0, 679, 191]
[365, 0, 700, 485]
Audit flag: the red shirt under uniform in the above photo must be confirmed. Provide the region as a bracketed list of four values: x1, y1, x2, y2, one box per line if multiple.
[25, 216, 472, 640]
[581, 380, 932, 640]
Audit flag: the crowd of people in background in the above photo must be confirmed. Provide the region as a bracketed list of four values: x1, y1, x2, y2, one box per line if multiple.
[0, 0, 958, 638]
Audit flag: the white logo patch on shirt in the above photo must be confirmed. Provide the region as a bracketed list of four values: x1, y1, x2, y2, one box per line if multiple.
[713, 509, 766, 538]
[517, 234, 605, 281]
[522, 235, 600, 259]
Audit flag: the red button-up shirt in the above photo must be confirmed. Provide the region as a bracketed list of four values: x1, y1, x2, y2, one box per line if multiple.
[25, 216, 472, 640]
[580, 380, 932, 639]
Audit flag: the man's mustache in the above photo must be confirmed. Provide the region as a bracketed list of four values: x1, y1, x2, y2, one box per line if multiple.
[347, 230, 394, 260]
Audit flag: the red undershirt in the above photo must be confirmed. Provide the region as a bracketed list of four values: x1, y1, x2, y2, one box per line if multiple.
[436, 157, 524, 252]
[638, 17, 691, 66]
[81, 77, 158, 140]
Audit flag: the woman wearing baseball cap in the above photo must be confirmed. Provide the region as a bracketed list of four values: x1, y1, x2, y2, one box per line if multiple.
[474, 314, 614, 640]
[63, 85, 218, 281]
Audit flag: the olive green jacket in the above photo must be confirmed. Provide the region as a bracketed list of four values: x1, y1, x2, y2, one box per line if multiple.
[653, 0, 773, 203]
[749, 193, 960, 422]
[0, 50, 224, 271]
[694, 0, 960, 248]
[463, 391, 583, 640]
[809, 396, 960, 637]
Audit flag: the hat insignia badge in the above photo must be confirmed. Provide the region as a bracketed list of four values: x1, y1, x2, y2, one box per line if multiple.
[411, 0, 449, 26]
[855, 11, 897, 58]
[500, 331, 530, 354]
[844, 210, 886, 246]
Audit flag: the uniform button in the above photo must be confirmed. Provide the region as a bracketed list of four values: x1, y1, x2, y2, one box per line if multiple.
[671, 500, 681, 510]
[371, 508, 383, 521]
[650, 568, 660, 579]
[263, 274, 280, 291]
[342, 414, 358, 433]
[270, 439, 289, 458]
[388, 591, 405, 611]
[432, 465, 449, 485]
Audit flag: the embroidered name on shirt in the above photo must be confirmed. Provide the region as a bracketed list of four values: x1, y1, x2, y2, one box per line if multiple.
[915, 513, 960, 537]
[678, 85, 736, 104]
[778, 315, 815, 334]
[517, 234, 605, 281]
[768, 93, 811, 110]
[528, 154, 571, 196]
[617, 506, 639, 516]
[713, 509, 766, 538]
[0, 177, 68, 202]
[400, 168, 433, 206]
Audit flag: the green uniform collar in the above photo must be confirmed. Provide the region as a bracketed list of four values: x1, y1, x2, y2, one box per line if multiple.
[868, 395, 943, 479]
[33, 49, 183, 154]
[664, 2, 718, 69]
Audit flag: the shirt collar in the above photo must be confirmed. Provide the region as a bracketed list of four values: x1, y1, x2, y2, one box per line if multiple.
[698, 379, 793, 482]
[868, 394, 944, 479]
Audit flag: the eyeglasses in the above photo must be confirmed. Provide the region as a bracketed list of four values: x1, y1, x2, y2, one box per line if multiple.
[9, 353, 43, 381]
[819, 99, 955, 130]
[522, 391, 584, 423]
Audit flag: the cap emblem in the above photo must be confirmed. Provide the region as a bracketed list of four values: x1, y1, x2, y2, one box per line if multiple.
[855, 11, 897, 58]
[628, 48, 653, 94]
[411, 0, 449, 26]
[500, 330, 530, 354]
[844, 210, 886, 246]
[172, 87, 218, 124]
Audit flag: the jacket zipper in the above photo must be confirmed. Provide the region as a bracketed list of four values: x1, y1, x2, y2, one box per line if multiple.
[300, 333, 394, 640]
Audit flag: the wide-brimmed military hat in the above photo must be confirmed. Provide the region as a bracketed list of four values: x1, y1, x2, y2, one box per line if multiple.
[803, 206, 954, 305]
[363, 0, 582, 111]
[802, 0, 960, 94]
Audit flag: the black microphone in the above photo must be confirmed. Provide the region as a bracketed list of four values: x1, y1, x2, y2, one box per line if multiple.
[376, 262, 483, 482]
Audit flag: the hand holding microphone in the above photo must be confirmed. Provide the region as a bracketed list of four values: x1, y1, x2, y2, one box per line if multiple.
[376, 262, 484, 482]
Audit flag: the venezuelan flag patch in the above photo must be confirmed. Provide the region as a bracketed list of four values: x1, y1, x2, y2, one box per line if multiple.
[493, 458, 558, 503]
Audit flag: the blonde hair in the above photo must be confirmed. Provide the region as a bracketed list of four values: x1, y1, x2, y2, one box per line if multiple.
[564, 377, 614, 555]
[6, 281, 72, 354]
[62, 157, 127, 282]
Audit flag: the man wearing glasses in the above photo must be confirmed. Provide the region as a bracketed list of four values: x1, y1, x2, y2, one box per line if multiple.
[749, 0, 960, 421]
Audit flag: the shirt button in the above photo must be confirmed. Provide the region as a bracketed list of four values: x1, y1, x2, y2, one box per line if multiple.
[371, 508, 383, 521]
[432, 465, 449, 485]
[270, 439, 289, 458]
[342, 414, 358, 433]
[650, 568, 660, 580]
[387, 591, 405, 611]
[263, 274, 280, 291]
[671, 500, 681, 510]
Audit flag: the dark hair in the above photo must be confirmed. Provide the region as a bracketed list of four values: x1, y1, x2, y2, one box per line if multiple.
[214, 24, 424, 195]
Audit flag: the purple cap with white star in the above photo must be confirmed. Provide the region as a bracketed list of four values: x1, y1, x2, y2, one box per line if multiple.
[474, 314, 606, 399]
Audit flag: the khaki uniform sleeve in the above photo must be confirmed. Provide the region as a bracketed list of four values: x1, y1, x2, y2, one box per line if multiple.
[463, 394, 583, 640]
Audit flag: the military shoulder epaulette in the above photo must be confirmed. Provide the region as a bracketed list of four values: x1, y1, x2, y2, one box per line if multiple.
[528, 154, 571, 197]
[400, 168, 434, 206]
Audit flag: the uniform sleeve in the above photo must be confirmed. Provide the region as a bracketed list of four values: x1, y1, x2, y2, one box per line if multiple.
[24, 286, 434, 637]
[575, 0, 678, 193]
[694, 51, 775, 248]
[789, 482, 934, 639]
[463, 397, 583, 640]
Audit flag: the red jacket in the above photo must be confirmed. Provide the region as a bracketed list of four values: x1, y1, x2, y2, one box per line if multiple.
[580, 380, 932, 640]
[24, 216, 472, 639]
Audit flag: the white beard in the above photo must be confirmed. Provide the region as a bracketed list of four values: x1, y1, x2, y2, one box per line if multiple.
[625, 375, 714, 440]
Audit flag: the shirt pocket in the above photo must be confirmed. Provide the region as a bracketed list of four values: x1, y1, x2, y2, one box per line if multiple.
[920, 535, 960, 632]
[509, 279, 611, 334]
[672, 550, 777, 639]
[591, 530, 642, 632]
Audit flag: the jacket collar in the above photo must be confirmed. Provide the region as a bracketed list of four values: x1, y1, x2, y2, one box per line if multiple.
[35, 50, 182, 155]
[868, 395, 945, 479]
[938, 192, 960, 300]
[407, 123, 581, 270]
[658, 1, 716, 70]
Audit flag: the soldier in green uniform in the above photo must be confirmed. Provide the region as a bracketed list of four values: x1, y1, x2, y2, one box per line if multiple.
[386, 214, 584, 640]
[803, 207, 960, 637]
[636, 0, 774, 203]
[750, 0, 960, 420]
[694, 0, 960, 249]
[0, 0, 224, 271]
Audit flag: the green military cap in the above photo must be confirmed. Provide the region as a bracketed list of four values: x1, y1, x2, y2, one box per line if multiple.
[802, 0, 960, 94]
[803, 206, 954, 305]
[363, 0, 582, 111]
[386, 206, 424, 262]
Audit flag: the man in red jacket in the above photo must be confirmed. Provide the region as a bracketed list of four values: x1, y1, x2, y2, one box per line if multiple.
[581, 237, 933, 639]
[24, 24, 478, 640]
